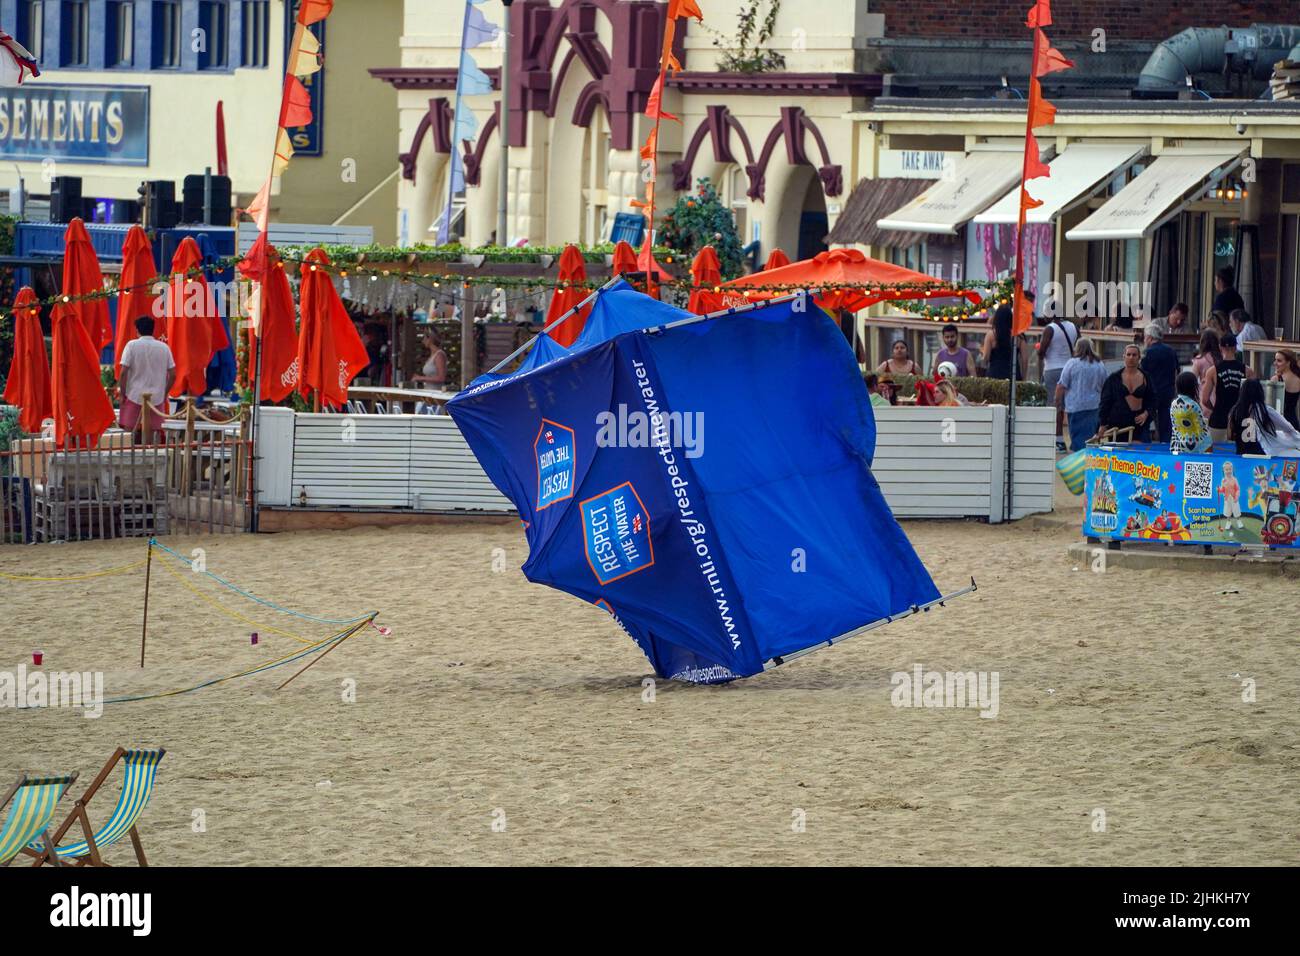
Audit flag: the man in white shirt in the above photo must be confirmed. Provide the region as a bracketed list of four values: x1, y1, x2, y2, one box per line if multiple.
[1230, 309, 1266, 346]
[118, 317, 175, 441]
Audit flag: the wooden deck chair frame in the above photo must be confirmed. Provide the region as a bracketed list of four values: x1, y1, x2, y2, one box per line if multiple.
[26, 748, 165, 868]
[0, 773, 78, 868]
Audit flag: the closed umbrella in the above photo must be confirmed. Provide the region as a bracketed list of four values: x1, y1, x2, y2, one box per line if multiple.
[50, 300, 114, 449]
[249, 243, 300, 403]
[297, 248, 369, 410]
[164, 237, 223, 398]
[545, 245, 591, 348]
[3, 287, 52, 433]
[62, 218, 113, 352]
[611, 240, 638, 276]
[687, 245, 723, 315]
[113, 225, 159, 377]
[763, 248, 790, 271]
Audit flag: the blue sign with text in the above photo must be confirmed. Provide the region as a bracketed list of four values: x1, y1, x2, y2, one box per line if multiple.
[0, 85, 149, 165]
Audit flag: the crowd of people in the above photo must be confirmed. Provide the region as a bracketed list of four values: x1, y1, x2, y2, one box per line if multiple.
[868, 265, 1300, 461]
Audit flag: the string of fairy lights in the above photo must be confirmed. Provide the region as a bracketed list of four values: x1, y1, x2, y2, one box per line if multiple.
[0, 251, 1016, 324]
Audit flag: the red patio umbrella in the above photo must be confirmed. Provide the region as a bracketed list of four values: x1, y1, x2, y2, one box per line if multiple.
[249, 244, 300, 403]
[687, 245, 723, 315]
[297, 248, 369, 410]
[113, 225, 159, 377]
[3, 287, 52, 434]
[164, 237, 227, 397]
[62, 218, 113, 351]
[50, 300, 114, 449]
[545, 244, 591, 347]
[722, 247, 981, 313]
[763, 248, 791, 271]
[611, 241, 639, 276]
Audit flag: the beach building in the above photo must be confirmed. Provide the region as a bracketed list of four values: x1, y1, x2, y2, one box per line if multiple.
[0, 0, 402, 241]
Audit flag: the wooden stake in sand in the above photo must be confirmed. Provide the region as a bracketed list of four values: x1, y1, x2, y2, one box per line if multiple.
[140, 539, 154, 668]
[275, 615, 375, 691]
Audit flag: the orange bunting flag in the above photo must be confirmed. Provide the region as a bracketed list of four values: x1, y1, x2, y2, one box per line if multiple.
[668, 0, 704, 21]
[1027, 84, 1056, 129]
[296, 0, 333, 26]
[645, 72, 677, 122]
[1020, 187, 1045, 210]
[50, 301, 114, 449]
[4, 287, 52, 434]
[296, 249, 369, 410]
[1024, 0, 1052, 27]
[279, 75, 313, 129]
[640, 127, 658, 161]
[1034, 29, 1075, 76]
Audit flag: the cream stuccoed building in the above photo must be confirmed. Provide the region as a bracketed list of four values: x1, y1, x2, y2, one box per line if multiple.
[372, 0, 881, 258]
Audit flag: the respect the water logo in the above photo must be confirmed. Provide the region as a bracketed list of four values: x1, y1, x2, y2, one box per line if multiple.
[580, 482, 654, 585]
[534, 419, 576, 510]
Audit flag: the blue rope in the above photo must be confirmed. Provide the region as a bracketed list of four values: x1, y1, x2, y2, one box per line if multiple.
[148, 539, 376, 626]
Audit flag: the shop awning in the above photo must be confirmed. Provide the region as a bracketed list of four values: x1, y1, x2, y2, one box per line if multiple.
[1065, 148, 1245, 242]
[826, 177, 958, 249]
[875, 147, 1027, 236]
[973, 143, 1146, 225]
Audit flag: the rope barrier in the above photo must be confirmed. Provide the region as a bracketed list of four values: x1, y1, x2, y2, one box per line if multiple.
[152, 556, 316, 647]
[147, 539, 377, 626]
[0, 559, 148, 582]
[100, 617, 373, 706]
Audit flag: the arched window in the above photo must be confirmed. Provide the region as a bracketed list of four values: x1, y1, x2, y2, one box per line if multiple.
[719, 164, 750, 244]
[580, 112, 611, 245]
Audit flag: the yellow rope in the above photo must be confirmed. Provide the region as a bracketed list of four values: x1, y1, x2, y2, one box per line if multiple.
[0, 559, 148, 582]
[104, 618, 372, 705]
[154, 558, 316, 646]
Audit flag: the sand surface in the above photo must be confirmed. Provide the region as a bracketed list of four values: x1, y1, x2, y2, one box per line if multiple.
[2, 486, 1296, 866]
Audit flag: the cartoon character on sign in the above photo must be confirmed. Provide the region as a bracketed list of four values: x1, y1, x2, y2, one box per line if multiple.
[1258, 460, 1299, 546]
[1218, 462, 1243, 534]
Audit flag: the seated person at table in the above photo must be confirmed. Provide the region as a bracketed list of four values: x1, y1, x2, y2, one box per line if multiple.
[1169, 372, 1212, 455]
[1097, 344, 1155, 442]
[866, 373, 897, 408]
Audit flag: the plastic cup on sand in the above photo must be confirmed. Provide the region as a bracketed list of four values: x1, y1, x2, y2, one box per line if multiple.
[250, 632, 259, 646]
[32, 651, 43, 666]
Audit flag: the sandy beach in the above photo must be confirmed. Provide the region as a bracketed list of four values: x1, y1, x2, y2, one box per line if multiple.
[2, 485, 1296, 866]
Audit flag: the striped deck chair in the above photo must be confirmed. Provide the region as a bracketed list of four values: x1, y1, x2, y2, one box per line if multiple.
[0, 773, 78, 867]
[26, 748, 165, 867]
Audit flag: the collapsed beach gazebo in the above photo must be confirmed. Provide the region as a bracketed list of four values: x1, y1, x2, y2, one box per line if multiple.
[449, 281, 966, 682]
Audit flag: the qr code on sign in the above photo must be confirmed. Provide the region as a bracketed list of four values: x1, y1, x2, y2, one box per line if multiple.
[1184, 462, 1213, 499]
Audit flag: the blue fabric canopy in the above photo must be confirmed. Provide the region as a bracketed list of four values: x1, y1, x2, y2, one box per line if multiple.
[449, 285, 939, 682]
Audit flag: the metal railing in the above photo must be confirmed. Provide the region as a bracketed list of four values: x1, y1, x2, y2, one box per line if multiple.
[0, 400, 252, 544]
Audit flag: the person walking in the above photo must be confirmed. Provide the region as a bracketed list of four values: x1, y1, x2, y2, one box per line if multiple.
[1055, 336, 1106, 452]
[1039, 312, 1078, 451]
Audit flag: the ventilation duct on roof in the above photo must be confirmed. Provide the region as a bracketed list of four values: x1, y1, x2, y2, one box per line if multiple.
[1136, 24, 1300, 95]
